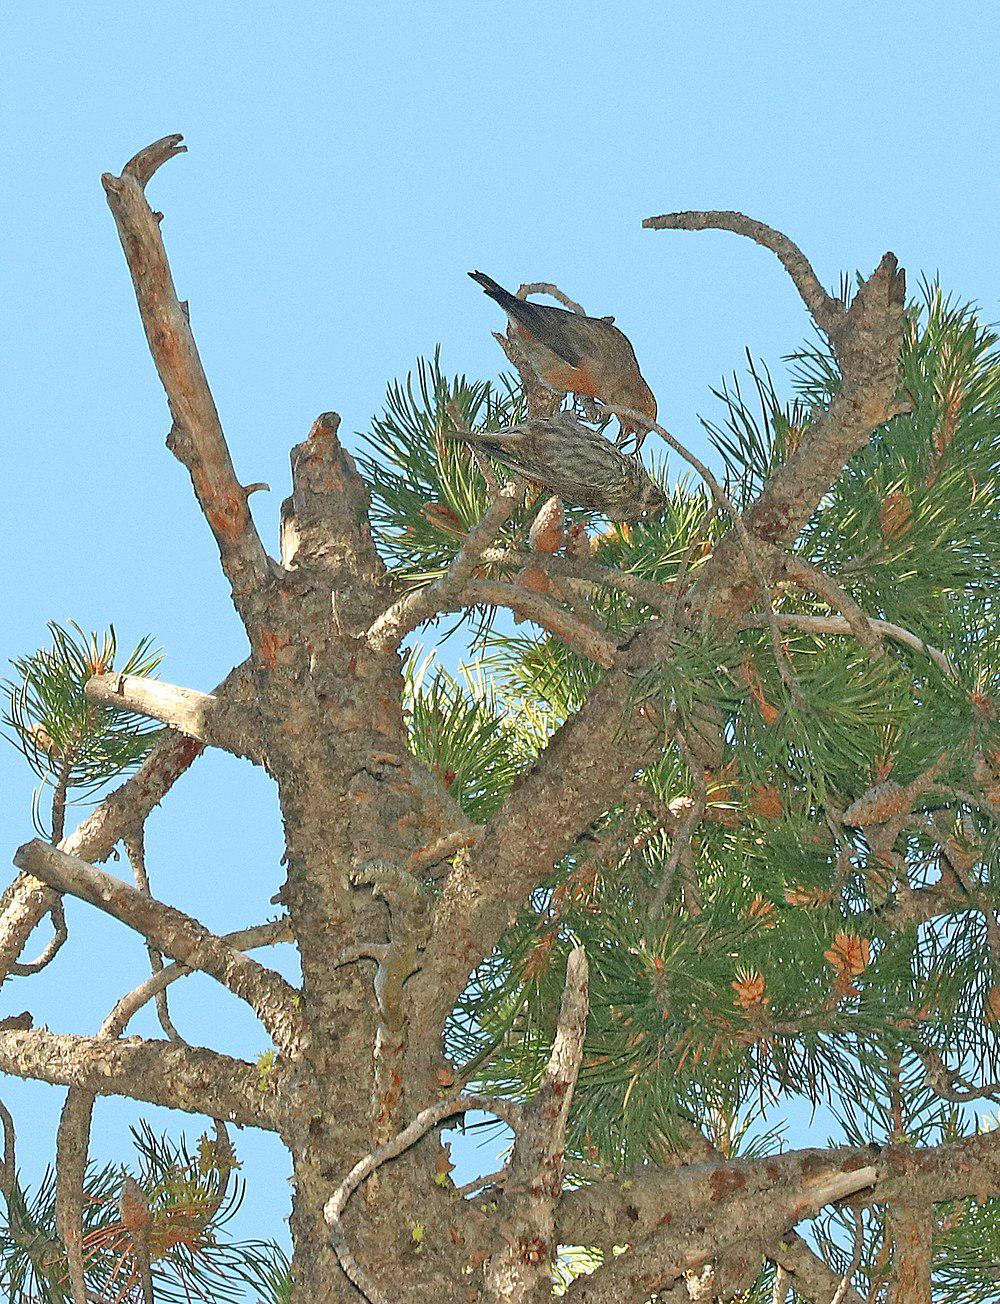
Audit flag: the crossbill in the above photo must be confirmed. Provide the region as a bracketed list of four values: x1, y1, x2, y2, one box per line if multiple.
[469, 271, 658, 447]
[447, 412, 666, 524]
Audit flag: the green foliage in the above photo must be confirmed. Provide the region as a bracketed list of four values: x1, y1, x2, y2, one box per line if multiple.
[701, 349, 813, 509]
[2, 623, 163, 837]
[352, 287, 1000, 1298]
[0, 1123, 289, 1303]
[405, 654, 551, 822]
[799, 284, 1000, 636]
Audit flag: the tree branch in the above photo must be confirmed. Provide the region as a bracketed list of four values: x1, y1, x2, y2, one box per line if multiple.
[648, 214, 906, 582]
[886, 1200, 932, 1304]
[556, 1145, 879, 1249]
[13, 840, 306, 1056]
[558, 1130, 1000, 1254]
[101, 135, 271, 602]
[412, 643, 663, 1043]
[0, 1028, 281, 1130]
[86, 671, 263, 761]
[485, 945, 589, 1303]
[642, 209, 844, 333]
[561, 1152, 878, 1303]
[367, 480, 523, 650]
[771, 1227, 866, 1304]
[0, 661, 252, 984]
[123, 824, 181, 1042]
[782, 554, 884, 658]
[749, 612, 956, 677]
[439, 579, 618, 668]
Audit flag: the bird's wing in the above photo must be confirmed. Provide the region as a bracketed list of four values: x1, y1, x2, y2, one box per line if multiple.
[521, 305, 591, 367]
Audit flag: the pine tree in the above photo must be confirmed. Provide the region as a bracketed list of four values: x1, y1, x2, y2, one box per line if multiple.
[1, 136, 998, 1301]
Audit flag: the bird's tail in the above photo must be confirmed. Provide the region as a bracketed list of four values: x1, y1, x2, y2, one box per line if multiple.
[468, 271, 542, 333]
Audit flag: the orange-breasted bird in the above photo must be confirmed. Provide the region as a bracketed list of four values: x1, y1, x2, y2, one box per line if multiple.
[469, 271, 658, 447]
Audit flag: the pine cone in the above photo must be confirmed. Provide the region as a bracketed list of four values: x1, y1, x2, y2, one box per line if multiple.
[119, 1176, 152, 1236]
[516, 565, 552, 595]
[843, 781, 909, 827]
[528, 495, 565, 553]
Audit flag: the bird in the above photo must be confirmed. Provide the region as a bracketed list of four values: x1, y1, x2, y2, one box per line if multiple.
[468, 271, 658, 447]
[446, 412, 666, 523]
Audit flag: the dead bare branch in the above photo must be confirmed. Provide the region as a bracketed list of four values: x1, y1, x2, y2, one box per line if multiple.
[86, 672, 263, 760]
[102, 135, 271, 601]
[8, 897, 67, 977]
[0, 1027, 282, 1130]
[13, 839, 306, 1055]
[517, 281, 586, 314]
[0, 662, 252, 984]
[485, 944, 589, 1302]
[642, 209, 844, 333]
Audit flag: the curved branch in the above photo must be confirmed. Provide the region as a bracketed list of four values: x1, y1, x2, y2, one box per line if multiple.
[742, 613, 955, 677]
[645, 214, 906, 570]
[517, 281, 586, 314]
[441, 579, 618, 668]
[782, 554, 884, 657]
[121, 825, 182, 1043]
[324, 1094, 518, 1304]
[13, 840, 306, 1056]
[642, 209, 843, 332]
[8, 898, 67, 977]
[101, 135, 271, 602]
[367, 480, 523, 650]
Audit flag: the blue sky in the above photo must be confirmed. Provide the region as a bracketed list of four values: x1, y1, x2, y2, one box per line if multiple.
[2, 0, 998, 1283]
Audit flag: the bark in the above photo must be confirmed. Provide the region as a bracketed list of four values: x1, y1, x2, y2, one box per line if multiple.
[886, 1201, 933, 1304]
[484, 946, 588, 1302]
[0, 1028, 279, 1129]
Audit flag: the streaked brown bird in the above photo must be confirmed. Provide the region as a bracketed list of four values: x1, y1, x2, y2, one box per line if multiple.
[447, 412, 666, 524]
[469, 271, 658, 447]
